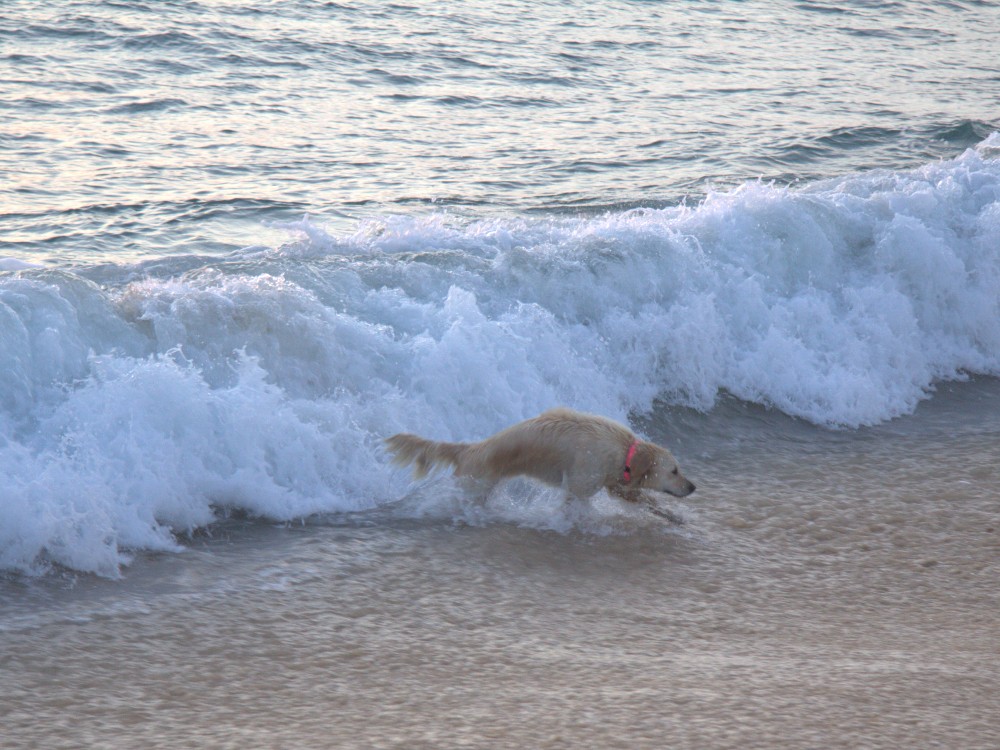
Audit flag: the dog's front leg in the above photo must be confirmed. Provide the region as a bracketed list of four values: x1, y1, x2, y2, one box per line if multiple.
[609, 484, 642, 504]
[610, 486, 684, 524]
[562, 473, 602, 503]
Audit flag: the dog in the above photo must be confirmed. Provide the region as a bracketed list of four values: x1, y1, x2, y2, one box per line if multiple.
[385, 408, 695, 514]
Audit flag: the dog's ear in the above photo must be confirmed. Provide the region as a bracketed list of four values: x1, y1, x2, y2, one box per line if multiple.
[627, 442, 656, 487]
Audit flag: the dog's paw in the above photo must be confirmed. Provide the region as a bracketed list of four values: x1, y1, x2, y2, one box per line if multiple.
[646, 504, 685, 525]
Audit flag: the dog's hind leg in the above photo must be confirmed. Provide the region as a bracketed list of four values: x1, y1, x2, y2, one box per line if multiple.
[456, 475, 497, 503]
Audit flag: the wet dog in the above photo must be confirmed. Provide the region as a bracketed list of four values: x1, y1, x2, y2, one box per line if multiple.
[385, 408, 695, 513]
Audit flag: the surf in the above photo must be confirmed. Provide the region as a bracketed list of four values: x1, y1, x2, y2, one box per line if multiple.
[1, 137, 999, 576]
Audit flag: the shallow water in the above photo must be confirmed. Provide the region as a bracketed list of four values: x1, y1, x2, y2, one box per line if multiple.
[2, 0, 1000, 746]
[3, 378, 998, 749]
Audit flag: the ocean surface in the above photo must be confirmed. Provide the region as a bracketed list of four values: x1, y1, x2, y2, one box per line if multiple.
[2, 1, 999, 747]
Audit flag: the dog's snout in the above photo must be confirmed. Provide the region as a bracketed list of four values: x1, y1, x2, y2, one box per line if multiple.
[666, 479, 695, 497]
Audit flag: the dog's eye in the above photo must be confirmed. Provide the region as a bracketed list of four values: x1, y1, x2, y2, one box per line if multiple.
[671, 468, 679, 475]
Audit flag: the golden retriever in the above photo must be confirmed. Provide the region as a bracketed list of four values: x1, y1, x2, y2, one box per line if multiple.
[385, 407, 695, 511]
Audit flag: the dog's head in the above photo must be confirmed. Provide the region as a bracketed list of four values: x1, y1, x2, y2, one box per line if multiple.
[627, 441, 696, 498]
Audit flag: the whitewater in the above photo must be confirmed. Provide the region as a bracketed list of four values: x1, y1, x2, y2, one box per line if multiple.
[3, 137, 999, 575]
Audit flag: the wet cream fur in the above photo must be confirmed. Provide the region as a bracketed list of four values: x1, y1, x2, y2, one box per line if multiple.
[385, 407, 695, 502]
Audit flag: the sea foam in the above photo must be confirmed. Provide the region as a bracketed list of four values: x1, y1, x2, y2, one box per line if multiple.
[2, 139, 999, 574]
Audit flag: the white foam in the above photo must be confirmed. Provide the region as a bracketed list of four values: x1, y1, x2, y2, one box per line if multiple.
[2, 139, 999, 575]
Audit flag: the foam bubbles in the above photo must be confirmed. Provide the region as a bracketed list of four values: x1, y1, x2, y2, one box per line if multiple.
[2, 139, 999, 575]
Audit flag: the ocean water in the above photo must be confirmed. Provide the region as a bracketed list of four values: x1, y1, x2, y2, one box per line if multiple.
[2, 1, 999, 748]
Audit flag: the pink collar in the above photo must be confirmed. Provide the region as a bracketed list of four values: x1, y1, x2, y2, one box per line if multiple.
[623, 440, 639, 483]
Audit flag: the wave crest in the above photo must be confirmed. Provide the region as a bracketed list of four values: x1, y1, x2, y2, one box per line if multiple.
[2, 140, 999, 574]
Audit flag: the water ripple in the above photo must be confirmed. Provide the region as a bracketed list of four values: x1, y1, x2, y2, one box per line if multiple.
[0, 0, 998, 260]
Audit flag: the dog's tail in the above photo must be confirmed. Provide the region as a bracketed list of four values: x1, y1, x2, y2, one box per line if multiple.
[384, 433, 468, 479]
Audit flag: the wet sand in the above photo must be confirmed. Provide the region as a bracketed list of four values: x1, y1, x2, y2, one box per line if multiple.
[3, 382, 999, 749]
